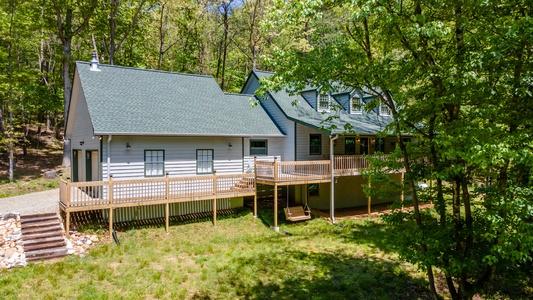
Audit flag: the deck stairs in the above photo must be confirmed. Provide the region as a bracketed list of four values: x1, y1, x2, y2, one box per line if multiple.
[20, 213, 68, 262]
[230, 178, 255, 192]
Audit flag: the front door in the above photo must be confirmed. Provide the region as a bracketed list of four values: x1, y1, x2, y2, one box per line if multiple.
[359, 138, 369, 154]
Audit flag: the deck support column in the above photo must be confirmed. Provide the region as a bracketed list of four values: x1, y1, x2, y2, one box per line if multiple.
[273, 183, 279, 231]
[165, 173, 170, 233]
[253, 157, 257, 218]
[330, 134, 338, 223]
[367, 178, 372, 217]
[109, 175, 114, 238]
[213, 171, 217, 227]
[66, 211, 71, 238]
[65, 177, 71, 238]
[400, 172, 405, 210]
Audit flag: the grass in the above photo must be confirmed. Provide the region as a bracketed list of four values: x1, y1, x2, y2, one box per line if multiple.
[0, 209, 433, 299]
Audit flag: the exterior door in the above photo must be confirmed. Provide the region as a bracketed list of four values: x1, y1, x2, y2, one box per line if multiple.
[86, 151, 92, 182]
[345, 138, 356, 155]
[72, 150, 79, 182]
[359, 138, 369, 155]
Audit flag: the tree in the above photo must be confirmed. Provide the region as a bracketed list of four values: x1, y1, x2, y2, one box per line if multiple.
[50, 0, 97, 167]
[260, 0, 533, 298]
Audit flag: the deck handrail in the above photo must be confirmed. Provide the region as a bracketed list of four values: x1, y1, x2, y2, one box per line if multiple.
[60, 173, 256, 209]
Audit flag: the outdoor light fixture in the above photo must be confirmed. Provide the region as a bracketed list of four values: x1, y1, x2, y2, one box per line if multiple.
[126, 143, 131, 150]
[80, 141, 84, 146]
[228, 143, 233, 148]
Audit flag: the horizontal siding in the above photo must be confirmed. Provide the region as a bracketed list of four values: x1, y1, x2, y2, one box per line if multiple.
[102, 136, 244, 181]
[296, 123, 329, 161]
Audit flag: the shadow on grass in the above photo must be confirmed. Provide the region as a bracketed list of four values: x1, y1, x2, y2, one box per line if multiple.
[68, 208, 251, 232]
[257, 207, 400, 254]
[221, 249, 431, 300]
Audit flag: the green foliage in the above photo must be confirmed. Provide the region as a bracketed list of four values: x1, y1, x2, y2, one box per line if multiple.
[261, 0, 533, 298]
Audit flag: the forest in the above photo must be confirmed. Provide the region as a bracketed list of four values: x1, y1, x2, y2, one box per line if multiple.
[0, 0, 276, 180]
[1, 1, 533, 299]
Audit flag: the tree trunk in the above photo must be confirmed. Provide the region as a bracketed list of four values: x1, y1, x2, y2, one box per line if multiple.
[61, 39, 72, 167]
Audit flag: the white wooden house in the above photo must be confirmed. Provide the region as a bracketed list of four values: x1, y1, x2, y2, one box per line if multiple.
[63, 58, 406, 229]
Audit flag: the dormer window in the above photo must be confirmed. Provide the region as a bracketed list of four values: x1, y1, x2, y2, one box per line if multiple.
[351, 96, 363, 114]
[379, 102, 391, 116]
[318, 94, 330, 111]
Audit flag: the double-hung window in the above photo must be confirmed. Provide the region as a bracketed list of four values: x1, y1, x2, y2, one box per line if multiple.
[379, 102, 391, 116]
[318, 94, 330, 111]
[351, 96, 363, 114]
[309, 134, 322, 155]
[145, 150, 165, 177]
[196, 149, 214, 174]
[250, 140, 268, 156]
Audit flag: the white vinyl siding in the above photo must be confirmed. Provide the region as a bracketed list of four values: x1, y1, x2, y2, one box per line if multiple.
[295, 124, 328, 161]
[102, 136, 244, 180]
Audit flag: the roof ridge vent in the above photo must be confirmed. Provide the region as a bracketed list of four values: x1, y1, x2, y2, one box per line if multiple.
[89, 52, 101, 72]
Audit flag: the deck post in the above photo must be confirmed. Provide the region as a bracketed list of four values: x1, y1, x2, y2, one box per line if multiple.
[273, 157, 278, 181]
[400, 172, 405, 210]
[367, 178, 372, 216]
[65, 177, 71, 238]
[330, 135, 338, 223]
[165, 173, 170, 233]
[253, 157, 257, 218]
[109, 175, 114, 238]
[213, 171, 217, 227]
[273, 183, 279, 231]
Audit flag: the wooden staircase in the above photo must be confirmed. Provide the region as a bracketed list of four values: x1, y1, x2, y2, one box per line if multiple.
[20, 213, 68, 262]
[230, 178, 255, 191]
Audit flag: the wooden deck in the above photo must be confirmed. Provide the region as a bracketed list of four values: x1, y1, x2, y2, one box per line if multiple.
[59, 173, 255, 236]
[60, 155, 400, 236]
[254, 155, 373, 185]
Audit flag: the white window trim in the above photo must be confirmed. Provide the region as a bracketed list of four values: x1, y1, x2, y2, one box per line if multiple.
[250, 139, 268, 156]
[318, 94, 331, 111]
[350, 96, 363, 114]
[379, 103, 391, 116]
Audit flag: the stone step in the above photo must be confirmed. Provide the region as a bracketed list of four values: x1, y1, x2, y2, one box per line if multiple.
[23, 240, 66, 252]
[20, 213, 58, 224]
[25, 248, 68, 262]
[22, 225, 62, 235]
[22, 220, 61, 230]
[22, 230, 63, 241]
[23, 236, 65, 246]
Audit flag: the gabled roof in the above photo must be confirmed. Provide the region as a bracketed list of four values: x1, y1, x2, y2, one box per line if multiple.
[250, 70, 393, 135]
[73, 62, 283, 137]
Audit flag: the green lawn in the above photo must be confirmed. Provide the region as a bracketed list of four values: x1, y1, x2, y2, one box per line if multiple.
[0, 210, 432, 299]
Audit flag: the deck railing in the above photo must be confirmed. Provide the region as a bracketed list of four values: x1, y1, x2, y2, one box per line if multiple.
[254, 155, 375, 181]
[59, 172, 255, 210]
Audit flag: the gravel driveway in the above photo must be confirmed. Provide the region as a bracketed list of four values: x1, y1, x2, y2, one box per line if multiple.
[0, 189, 59, 216]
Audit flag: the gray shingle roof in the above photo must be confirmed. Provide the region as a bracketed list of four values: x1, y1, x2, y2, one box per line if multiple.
[75, 62, 283, 137]
[252, 70, 393, 135]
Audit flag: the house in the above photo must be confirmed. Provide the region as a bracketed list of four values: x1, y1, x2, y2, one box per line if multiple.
[241, 70, 404, 215]
[64, 57, 284, 224]
[62, 57, 405, 234]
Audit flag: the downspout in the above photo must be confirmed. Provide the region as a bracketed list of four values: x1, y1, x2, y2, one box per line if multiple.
[107, 135, 112, 180]
[330, 134, 339, 223]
